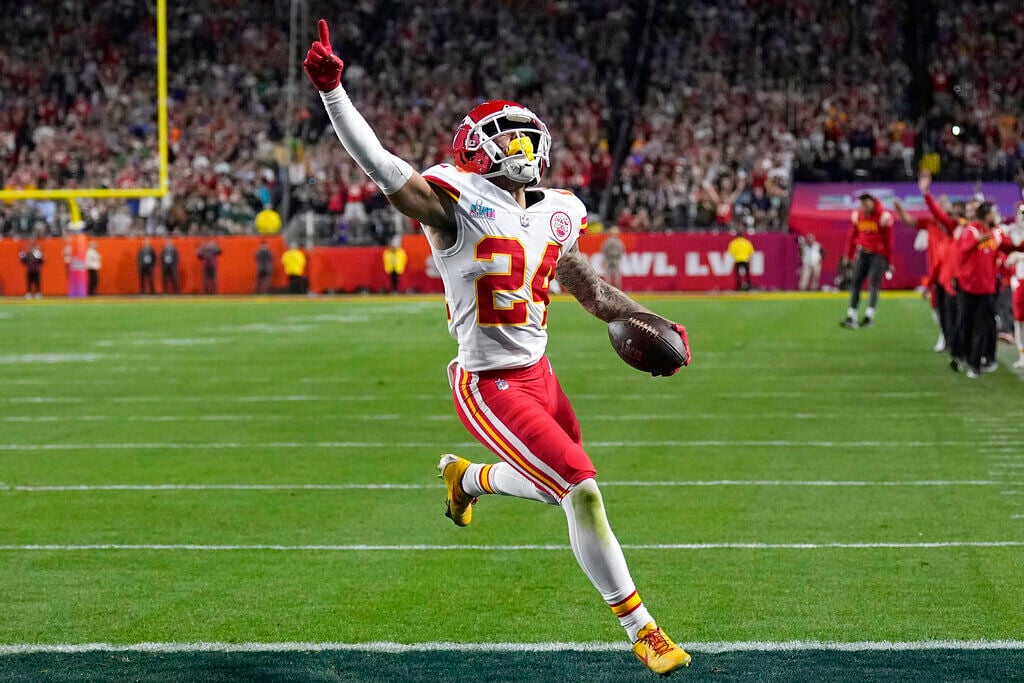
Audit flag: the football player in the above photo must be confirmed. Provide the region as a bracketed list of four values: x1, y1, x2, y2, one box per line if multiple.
[305, 19, 692, 675]
[840, 193, 895, 329]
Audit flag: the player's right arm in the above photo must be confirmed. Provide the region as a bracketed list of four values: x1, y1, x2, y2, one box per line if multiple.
[918, 170, 957, 233]
[557, 244, 650, 322]
[892, 198, 915, 226]
[303, 20, 456, 245]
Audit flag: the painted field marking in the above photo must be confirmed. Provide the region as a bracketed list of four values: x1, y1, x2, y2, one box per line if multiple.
[0, 440, 980, 451]
[0, 396, 380, 404]
[1, 640, 1024, 655]
[0, 353, 104, 364]
[732, 392, 945, 399]
[0, 414, 413, 423]
[3, 480, 1018, 493]
[0, 542, 1021, 552]
[0, 415, 411, 424]
[0, 412, 982, 423]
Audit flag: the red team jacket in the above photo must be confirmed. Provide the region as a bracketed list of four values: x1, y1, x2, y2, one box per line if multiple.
[923, 193, 965, 295]
[955, 223, 1013, 295]
[916, 217, 952, 289]
[846, 198, 894, 262]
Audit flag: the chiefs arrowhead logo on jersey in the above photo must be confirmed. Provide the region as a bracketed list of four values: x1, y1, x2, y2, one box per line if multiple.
[550, 211, 572, 243]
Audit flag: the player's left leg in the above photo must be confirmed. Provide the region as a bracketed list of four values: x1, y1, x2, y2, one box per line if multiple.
[932, 285, 947, 352]
[842, 252, 870, 328]
[445, 359, 690, 673]
[562, 478, 689, 673]
[1013, 281, 1024, 368]
[861, 254, 886, 327]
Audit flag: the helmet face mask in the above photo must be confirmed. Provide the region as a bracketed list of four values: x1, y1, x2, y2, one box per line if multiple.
[453, 101, 551, 186]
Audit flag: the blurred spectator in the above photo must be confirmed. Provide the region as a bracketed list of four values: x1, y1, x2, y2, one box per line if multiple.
[798, 233, 824, 291]
[282, 243, 307, 294]
[18, 238, 44, 298]
[600, 227, 625, 289]
[137, 238, 156, 294]
[197, 239, 222, 294]
[160, 238, 180, 293]
[727, 230, 755, 291]
[85, 241, 101, 295]
[382, 237, 407, 293]
[255, 239, 273, 293]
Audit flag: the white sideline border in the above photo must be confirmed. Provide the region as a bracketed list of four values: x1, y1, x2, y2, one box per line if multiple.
[1, 640, 1024, 655]
[3, 480, 1021, 492]
[1, 542, 1022, 551]
[0, 439, 985, 450]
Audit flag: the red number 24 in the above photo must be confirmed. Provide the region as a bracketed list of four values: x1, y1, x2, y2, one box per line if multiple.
[475, 237, 561, 327]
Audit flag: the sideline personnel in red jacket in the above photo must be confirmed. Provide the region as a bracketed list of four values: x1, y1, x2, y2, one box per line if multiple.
[952, 202, 1023, 378]
[840, 193, 894, 329]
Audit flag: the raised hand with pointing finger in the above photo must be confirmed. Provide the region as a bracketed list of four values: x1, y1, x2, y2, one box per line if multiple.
[303, 19, 344, 92]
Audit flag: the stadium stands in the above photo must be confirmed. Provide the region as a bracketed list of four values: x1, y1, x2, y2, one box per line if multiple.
[1, 0, 1021, 242]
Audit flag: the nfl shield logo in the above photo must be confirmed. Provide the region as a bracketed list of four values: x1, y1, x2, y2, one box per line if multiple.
[520, 214, 532, 227]
[495, 379, 509, 391]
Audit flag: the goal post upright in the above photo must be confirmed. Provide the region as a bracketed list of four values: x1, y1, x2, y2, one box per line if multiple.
[0, 0, 169, 203]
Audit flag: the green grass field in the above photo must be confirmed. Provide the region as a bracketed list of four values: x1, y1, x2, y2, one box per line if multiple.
[1, 293, 1022, 680]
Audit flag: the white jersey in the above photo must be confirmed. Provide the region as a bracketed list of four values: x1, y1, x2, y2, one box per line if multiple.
[1008, 220, 1024, 282]
[422, 163, 588, 372]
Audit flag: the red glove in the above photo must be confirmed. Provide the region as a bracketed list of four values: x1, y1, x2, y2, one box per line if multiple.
[652, 322, 691, 376]
[303, 19, 345, 92]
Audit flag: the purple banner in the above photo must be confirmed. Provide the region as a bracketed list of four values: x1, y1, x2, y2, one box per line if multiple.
[791, 182, 1023, 225]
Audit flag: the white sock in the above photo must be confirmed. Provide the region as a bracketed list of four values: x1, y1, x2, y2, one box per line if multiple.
[847, 307, 857, 319]
[865, 307, 876, 320]
[561, 479, 653, 642]
[1015, 321, 1024, 354]
[462, 462, 557, 505]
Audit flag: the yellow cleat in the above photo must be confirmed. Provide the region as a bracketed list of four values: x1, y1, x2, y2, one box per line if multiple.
[632, 623, 691, 676]
[437, 454, 476, 527]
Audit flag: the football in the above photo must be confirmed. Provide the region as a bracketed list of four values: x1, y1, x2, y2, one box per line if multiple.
[607, 312, 688, 376]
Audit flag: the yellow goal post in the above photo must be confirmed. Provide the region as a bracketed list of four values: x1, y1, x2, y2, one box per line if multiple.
[0, 0, 168, 204]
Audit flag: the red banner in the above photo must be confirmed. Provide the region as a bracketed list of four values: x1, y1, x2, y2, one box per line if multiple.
[307, 232, 804, 293]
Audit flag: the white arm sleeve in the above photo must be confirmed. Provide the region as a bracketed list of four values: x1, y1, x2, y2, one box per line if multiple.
[320, 85, 414, 195]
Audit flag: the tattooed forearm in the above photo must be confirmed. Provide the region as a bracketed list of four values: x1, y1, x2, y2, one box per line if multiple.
[556, 246, 651, 322]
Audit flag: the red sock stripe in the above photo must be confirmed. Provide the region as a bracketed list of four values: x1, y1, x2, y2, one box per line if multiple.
[478, 464, 494, 494]
[609, 591, 642, 618]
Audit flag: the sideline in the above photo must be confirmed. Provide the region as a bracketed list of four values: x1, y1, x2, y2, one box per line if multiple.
[2, 639, 1023, 655]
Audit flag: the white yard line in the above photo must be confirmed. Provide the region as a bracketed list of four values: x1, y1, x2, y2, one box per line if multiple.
[0, 415, 409, 423]
[0, 440, 977, 451]
[1, 640, 1024, 655]
[2, 480, 1017, 492]
[0, 542, 1021, 552]
[0, 442, 465, 451]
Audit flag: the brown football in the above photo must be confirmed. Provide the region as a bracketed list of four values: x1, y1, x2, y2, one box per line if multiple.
[607, 312, 687, 375]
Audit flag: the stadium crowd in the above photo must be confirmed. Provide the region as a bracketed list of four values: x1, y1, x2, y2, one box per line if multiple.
[1, 0, 1022, 242]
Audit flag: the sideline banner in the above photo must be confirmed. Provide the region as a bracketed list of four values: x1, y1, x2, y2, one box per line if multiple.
[0, 236, 287, 297]
[309, 233, 804, 293]
[785, 182, 1024, 289]
[790, 182, 1022, 233]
